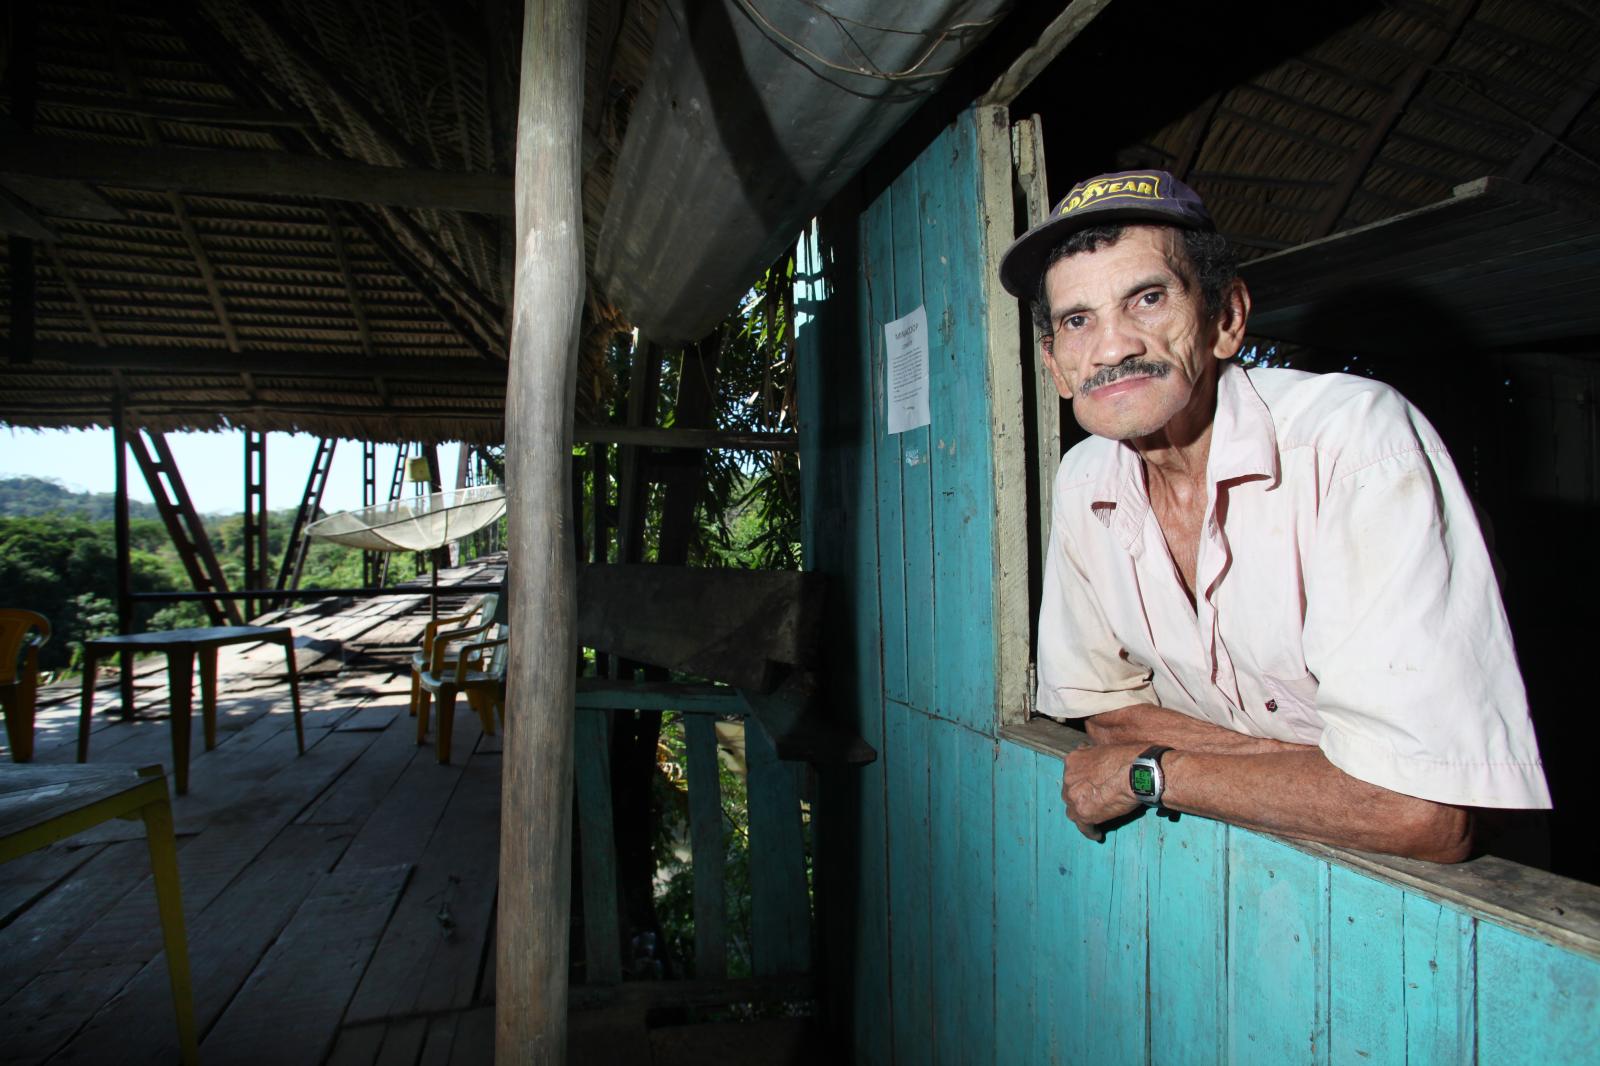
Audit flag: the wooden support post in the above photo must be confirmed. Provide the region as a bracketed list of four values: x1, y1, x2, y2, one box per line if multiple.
[499, 0, 584, 1057]
[362, 442, 381, 588]
[243, 431, 268, 619]
[112, 389, 135, 716]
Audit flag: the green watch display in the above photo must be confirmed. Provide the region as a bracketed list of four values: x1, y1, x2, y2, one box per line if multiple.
[1129, 745, 1173, 807]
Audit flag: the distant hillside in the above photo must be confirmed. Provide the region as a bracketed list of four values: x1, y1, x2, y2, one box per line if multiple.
[0, 476, 164, 521]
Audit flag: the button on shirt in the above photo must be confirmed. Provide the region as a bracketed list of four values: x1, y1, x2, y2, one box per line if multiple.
[1036, 362, 1551, 809]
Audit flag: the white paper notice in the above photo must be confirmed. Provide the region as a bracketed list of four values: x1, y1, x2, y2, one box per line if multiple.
[885, 305, 930, 435]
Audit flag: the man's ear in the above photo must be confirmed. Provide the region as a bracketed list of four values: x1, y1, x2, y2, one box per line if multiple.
[1212, 277, 1252, 360]
[1041, 342, 1074, 399]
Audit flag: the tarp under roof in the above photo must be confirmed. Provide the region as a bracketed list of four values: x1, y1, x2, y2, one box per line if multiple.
[594, 0, 1011, 345]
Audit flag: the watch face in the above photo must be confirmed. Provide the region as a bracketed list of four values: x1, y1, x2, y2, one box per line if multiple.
[1131, 764, 1156, 795]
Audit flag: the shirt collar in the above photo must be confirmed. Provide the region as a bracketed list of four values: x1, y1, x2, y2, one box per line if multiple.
[1088, 361, 1279, 547]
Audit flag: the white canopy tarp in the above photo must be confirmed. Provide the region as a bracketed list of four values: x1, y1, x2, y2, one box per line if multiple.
[305, 485, 507, 553]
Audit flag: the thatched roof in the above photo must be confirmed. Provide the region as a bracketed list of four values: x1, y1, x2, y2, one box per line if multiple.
[0, 0, 658, 443]
[3, 0, 1598, 442]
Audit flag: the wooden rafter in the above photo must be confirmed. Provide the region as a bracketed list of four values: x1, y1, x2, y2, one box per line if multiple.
[1173, 93, 1224, 181]
[41, 244, 108, 347]
[103, 2, 254, 401]
[35, 92, 311, 129]
[31, 341, 507, 380]
[322, 202, 391, 404]
[163, 3, 507, 360]
[0, 139, 511, 216]
[1504, 47, 1600, 180]
[1310, 0, 1482, 238]
[246, 0, 506, 300]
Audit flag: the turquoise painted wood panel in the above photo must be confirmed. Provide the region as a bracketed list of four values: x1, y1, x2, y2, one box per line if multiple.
[573, 686, 744, 714]
[1227, 832, 1330, 1064]
[745, 720, 812, 975]
[928, 721, 996, 1063]
[992, 740, 1038, 1064]
[920, 111, 1000, 737]
[1033, 749, 1090, 1065]
[888, 162, 936, 717]
[1149, 813, 1228, 1066]
[1079, 807, 1152, 1065]
[1478, 919, 1600, 1061]
[929, 719, 961, 1060]
[864, 182, 909, 708]
[573, 709, 622, 985]
[885, 699, 933, 1062]
[1329, 867, 1405, 1064]
[1400, 894, 1475, 1064]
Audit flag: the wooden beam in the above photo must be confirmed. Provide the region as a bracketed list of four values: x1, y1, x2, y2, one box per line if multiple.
[42, 245, 108, 347]
[37, 91, 313, 129]
[1504, 48, 1600, 180]
[0, 138, 512, 215]
[7, 347, 501, 384]
[1310, 0, 1480, 238]
[979, 0, 1119, 106]
[579, 426, 796, 454]
[8, 237, 36, 365]
[347, 206, 503, 361]
[323, 202, 391, 404]
[163, 3, 507, 353]
[498, 0, 584, 1059]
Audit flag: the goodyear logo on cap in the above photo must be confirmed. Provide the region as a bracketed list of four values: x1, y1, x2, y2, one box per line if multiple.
[1059, 173, 1164, 216]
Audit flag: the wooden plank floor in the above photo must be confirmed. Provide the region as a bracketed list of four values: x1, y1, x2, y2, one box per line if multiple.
[0, 560, 506, 1066]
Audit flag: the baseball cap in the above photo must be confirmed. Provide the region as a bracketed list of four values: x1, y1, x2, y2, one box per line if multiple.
[997, 169, 1214, 298]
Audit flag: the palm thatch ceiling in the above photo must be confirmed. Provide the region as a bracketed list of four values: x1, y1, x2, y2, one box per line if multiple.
[2, 0, 1598, 443]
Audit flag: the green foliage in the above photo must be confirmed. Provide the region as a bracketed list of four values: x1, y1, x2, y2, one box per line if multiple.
[0, 476, 162, 520]
[651, 713, 757, 979]
[695, 255, 803, 570]
[0, 489, 415, 672]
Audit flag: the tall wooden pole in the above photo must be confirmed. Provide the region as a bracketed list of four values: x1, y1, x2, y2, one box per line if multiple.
[498, 0, 584, 1060]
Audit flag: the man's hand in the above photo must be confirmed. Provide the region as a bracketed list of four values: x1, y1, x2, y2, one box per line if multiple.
[1060, 741, 1146, 841]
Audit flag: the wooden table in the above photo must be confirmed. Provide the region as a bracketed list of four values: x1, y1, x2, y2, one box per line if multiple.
[78, 626, 304, 794]
[0, 764, 198, 1065]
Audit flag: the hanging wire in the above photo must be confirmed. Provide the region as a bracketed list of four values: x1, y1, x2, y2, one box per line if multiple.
[729, 0, 1003, 83]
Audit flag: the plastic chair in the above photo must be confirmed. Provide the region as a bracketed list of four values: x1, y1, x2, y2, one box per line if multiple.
[417, 633, 507, 764]
[409, 593, 500, 718]
[1, 609, 52, 763]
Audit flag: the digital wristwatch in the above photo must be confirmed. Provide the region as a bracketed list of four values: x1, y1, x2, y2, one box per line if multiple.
[1129, 745, 1173, 808]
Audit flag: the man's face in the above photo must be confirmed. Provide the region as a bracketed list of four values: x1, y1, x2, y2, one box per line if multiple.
[1040, 225, 1235, 444]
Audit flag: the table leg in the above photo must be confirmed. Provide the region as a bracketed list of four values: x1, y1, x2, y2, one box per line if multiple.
[78, 646, 99, 763]
[282, 636, 305, 755]
[137, 774, 199, 1066]
[167, 652, 194, 796]
[118, 648, 136, 720]
[199, 647, 219, 752]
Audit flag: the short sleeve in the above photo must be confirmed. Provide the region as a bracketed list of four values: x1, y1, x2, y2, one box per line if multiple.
[1035, 497, 1157, 720]
[1304, 445, 1550, 809]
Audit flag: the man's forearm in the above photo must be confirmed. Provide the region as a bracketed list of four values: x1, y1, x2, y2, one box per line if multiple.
[1160, 748, 1474, 863]
[1085, 703, 1303, 755]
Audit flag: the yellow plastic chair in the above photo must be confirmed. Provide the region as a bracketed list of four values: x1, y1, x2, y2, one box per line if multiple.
[409, 593, 500, 719]
[1, 609, 52, 763]
[417, 633, 507, 764]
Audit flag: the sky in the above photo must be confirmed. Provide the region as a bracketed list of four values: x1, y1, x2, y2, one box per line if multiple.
[2, 426, 464, 516]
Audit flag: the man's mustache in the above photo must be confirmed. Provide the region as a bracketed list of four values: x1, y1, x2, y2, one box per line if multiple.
[1081, 359, 1170, 393]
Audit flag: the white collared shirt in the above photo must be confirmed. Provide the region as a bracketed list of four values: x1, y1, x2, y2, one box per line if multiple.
[1036, 362, 1551, 809]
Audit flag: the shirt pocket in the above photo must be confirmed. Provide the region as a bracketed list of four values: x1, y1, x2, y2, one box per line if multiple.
[1256, 670, 1323, 744]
